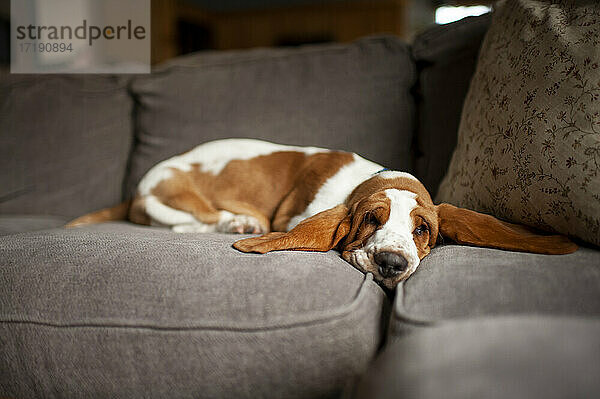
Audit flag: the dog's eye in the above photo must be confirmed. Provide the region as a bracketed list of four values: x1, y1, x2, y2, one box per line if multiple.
[413, 224, 429, 236]
[364, 213, 379, 225]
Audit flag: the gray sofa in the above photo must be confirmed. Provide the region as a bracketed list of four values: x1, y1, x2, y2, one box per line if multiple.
[1, 15, 599, 399]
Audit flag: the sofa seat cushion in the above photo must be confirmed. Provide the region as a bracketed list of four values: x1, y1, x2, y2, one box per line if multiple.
[391, 245, 600, 334]
[354, 316, 600, 399]
[0, 215, 68, 236]
[0, 222, 386, 399]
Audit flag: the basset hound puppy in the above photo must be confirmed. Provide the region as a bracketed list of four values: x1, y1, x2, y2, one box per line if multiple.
[68, 139, 578, 289]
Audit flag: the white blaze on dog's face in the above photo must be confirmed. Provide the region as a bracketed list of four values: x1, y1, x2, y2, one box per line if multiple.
[341, 176, 438, 289]
[365, 189, 421, 275]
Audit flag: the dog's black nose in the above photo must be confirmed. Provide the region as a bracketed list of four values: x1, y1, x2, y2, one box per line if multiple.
[374, 252, 408, 277]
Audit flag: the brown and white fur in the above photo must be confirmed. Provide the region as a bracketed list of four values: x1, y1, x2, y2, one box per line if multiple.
[68, 138, 578, 289]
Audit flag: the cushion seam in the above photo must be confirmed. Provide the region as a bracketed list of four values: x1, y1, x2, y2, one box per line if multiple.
[0, 274, 384, 332]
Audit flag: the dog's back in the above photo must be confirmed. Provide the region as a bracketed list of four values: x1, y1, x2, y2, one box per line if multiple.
[69, 139, 383, 233]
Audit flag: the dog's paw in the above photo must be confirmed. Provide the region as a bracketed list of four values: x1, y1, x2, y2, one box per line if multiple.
[217, 213, 264, 234]
[343, 250, 372, 274]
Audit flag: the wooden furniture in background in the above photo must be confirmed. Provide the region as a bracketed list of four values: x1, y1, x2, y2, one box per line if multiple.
[151, 0, 409, 64]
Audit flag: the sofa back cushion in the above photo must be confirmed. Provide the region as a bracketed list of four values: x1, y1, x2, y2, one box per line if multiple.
[412, 15, 491, 198]
[126, 36, 416, 197]
[0, 74, 133, 218]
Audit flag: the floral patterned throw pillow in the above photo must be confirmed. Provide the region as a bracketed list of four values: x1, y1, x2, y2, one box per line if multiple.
[436, 0, 600, 246]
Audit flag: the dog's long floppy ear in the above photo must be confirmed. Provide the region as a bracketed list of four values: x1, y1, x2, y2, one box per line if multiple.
[436, 203, 578, 254]
[233, 204, 351, 253]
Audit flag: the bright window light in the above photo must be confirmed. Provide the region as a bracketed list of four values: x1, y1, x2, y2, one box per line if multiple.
[435, 5, 492, 24]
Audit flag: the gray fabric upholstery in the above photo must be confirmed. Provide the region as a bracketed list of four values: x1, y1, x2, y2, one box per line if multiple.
[0, 222, 387, 399]
[353, 316, 600, 399]
[0, 74, 133, 218]
[391, 245, 600, 335]
[3, 17, 598, 399]
[412, 14, 491, 197]
[126, 36, 416, 197]
[0, 215, 67, 236]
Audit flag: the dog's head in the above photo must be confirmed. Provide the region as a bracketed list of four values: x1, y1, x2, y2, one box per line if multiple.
[234, 171, 577, 289]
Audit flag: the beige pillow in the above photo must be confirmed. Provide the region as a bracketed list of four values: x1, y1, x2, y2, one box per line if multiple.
[437, 0, 600, 246]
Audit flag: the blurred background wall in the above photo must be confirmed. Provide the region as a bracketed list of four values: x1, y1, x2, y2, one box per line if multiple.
[0, 0, 493, 67]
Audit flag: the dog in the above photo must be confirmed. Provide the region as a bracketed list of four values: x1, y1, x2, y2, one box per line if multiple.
[67, 138, 578, 289]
